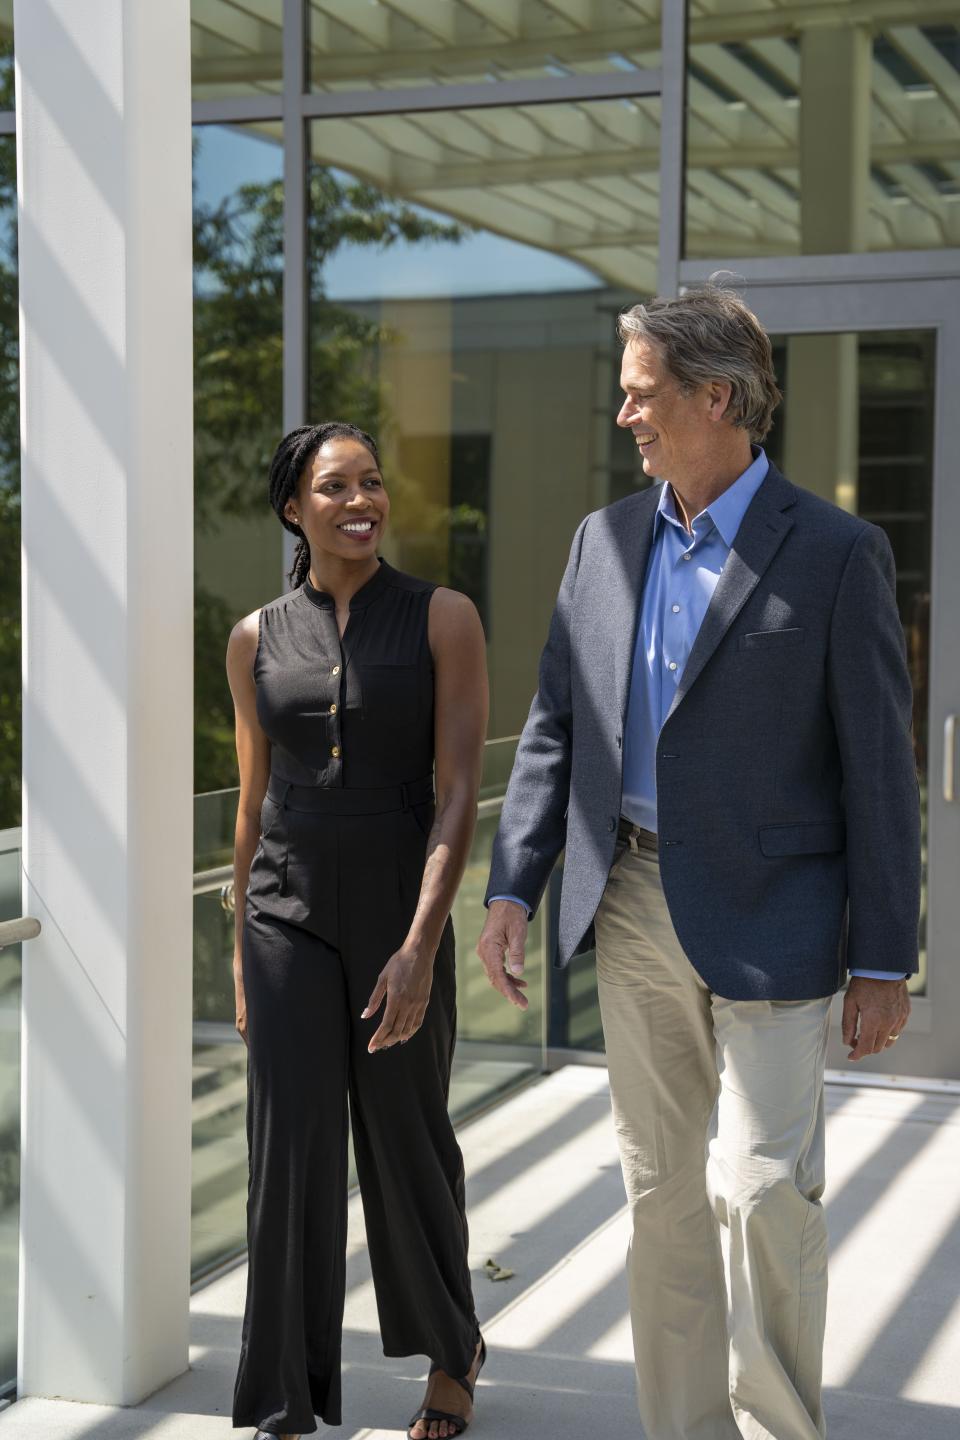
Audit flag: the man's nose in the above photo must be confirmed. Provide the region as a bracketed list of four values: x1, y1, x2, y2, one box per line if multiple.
[616, 398, 635, 428]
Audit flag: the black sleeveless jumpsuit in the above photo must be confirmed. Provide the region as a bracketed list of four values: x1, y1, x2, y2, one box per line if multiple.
[232, 560, 479, 1436]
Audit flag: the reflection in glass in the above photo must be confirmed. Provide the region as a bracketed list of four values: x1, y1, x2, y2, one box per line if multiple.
[685, 4, 960, 257]
[308, 0, 661, 89]
[191, 0, 283, 100]
[770, 330, 933, 993]
[193, 123, 284, 796]
[0, 135, 18, 832]
[308, 99, 660, 736]
[550, 327, 936, 1050]
[191, 123, 284, 1276]
[0, 832, 20, 1393]
[190, 752, 545, 1277]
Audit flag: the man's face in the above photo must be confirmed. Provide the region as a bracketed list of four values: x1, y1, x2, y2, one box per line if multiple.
[616, 339, 715, 481]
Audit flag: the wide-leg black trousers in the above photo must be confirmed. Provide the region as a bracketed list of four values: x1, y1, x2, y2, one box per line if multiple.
[232, 786, 479, 1435]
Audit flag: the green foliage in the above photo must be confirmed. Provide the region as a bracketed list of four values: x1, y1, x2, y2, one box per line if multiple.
[193, 141, 466, 793]
[0, 122, 471, 816]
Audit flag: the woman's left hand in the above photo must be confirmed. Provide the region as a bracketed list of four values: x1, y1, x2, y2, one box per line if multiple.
[362, 946, 434, 1052]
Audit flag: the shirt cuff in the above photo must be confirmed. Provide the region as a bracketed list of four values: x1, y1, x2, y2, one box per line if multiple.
[849, 969, 908, 980]
[487, 894, 533, 919]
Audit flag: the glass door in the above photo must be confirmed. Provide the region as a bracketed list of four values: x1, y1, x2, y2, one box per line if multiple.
[740, 273, 960, 1080]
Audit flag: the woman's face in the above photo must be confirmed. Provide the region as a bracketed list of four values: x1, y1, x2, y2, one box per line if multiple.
[285, 437, 390, 561]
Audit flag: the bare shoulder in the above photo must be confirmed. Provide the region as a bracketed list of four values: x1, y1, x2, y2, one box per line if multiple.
[428, 587, 485, 648]
[226, 608, 261, 684]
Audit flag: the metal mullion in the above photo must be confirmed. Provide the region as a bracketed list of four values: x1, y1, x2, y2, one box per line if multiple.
[192, 96, 283, 124]
[299, 69, 661, 120]
[658, 0, 687, 297]
[282, 0, 306, 437]
[678, 249, 960, 289]
[281, 0, 307, 586]
[0, 113, 15, 135]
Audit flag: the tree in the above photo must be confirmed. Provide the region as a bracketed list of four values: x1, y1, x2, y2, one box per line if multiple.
[192, 136, 466, 793]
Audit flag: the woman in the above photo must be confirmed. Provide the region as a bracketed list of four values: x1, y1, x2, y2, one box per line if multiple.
[226, 422, 488, 1440]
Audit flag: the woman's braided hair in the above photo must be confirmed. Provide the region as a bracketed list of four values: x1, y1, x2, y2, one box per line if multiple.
[268, 421, 382, 588]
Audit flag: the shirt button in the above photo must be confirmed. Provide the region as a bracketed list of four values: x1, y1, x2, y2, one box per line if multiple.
[332, 664, 341, 676]
[331, 746, 341, 759]
[329, 703, 338, 714]
[672, 604, 681, 613]
[682, 552, 692, 561]
[668, 661, 678, 671]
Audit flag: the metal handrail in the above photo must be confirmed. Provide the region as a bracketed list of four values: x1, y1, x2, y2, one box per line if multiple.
[0, 917, 41, 951]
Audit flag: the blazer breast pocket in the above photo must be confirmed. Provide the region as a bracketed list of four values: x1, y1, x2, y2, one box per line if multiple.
[738, 627, 805, 651]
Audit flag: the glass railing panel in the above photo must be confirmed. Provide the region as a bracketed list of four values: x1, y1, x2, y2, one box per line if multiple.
[191, 737, 544, 1276]
[0, 827, 21, 1394]
[449, 797, 543, 1124]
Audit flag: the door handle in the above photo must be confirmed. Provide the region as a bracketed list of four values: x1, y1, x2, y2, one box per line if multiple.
[946, 714, 958, 803]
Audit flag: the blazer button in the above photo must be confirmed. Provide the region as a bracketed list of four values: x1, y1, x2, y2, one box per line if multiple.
[607, 818, 616, 832]
[331, 745, 341, 759]
[329, 703, 338, 714]
[332, 664, 341, 676]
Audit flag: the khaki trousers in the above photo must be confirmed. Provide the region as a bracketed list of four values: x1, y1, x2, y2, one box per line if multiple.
[595, 831, 832, 1440]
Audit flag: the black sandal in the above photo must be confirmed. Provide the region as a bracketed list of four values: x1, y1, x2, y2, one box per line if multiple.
[407, 1337, 487, 1439]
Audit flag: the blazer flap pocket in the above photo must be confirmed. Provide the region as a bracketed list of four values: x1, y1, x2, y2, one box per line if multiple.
[739, 627, 804, 650]
[759, 821, 846, 857]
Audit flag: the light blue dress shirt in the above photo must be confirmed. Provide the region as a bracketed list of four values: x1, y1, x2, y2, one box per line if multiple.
[492, 447, 901, 979]
[621, 449, 770, 832]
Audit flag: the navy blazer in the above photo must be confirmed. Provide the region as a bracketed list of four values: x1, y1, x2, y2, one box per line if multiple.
[485, 464, 921, 1000]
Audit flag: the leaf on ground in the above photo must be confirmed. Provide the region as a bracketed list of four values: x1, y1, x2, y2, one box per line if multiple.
[482, 1256, 515, 1281]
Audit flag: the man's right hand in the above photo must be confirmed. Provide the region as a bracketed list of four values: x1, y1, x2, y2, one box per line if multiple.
[477, 900, 530, 1010]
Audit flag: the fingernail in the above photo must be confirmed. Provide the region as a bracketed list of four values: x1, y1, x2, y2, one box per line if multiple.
[361, 1008, 369, 1018]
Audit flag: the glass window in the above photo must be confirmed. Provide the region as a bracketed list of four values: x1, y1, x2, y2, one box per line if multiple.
[309, 0, 661, 90]
[307, 99, 659, 1087]
[685, 4, 960, 257]
[0, 134, 18, 834]
[308, 97, 660, 735]
[191, 0, 283, 101]
[192, 121, 284, 1276]
[0, 830, 21, 1394]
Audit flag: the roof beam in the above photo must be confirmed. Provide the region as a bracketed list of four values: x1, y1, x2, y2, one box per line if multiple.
[887, 24, 960, 124]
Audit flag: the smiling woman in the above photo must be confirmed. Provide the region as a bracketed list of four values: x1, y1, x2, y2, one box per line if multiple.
[225, 419, 490, 1438]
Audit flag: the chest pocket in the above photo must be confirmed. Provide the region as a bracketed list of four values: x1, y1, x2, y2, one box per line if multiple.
[738, 627, 804, 652]
[360, 662, 421, 726]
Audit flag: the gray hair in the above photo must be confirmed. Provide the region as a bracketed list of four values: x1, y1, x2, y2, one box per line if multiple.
[617, 285, 782, 442]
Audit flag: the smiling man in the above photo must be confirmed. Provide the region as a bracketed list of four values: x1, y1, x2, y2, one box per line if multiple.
[477, 287, 920, 1440]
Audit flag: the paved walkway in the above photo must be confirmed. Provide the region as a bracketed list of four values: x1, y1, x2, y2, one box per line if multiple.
[2, 1064, 959, 1439]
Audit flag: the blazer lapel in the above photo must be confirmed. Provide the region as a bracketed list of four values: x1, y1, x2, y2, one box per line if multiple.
[608, 487, 660, 719]
[667, 466, 797, 719]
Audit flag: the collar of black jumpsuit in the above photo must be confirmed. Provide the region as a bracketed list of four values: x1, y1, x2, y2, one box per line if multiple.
[302, 557, 390, 611]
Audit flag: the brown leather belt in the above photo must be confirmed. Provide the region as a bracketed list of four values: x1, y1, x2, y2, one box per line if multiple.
[617, 816, 659, 852]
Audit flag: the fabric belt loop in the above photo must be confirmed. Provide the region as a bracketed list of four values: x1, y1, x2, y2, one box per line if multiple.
[400, 782, 410, 812]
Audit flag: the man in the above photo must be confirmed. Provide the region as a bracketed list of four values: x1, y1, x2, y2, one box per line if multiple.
[477, 287, 919, 1440]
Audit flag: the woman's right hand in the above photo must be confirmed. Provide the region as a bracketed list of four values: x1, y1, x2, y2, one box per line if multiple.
[233, 954, 248, 1046]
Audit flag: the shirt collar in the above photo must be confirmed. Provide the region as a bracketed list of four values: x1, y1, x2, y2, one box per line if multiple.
[655, 447, 769, 548]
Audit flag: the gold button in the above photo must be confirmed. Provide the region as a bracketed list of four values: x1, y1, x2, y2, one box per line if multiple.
[329, 702, 338, 715]
[331, 745, 341, 759]
[332, 664, 341, 676]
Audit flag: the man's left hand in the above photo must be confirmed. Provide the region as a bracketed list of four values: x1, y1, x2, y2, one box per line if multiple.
[842, 976, 911, 1062]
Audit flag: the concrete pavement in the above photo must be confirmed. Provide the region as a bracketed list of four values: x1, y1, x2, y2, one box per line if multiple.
[1, 1064, 959, 1439]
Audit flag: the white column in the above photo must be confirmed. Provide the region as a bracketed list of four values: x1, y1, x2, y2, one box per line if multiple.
[14, 0, 194, 1405]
